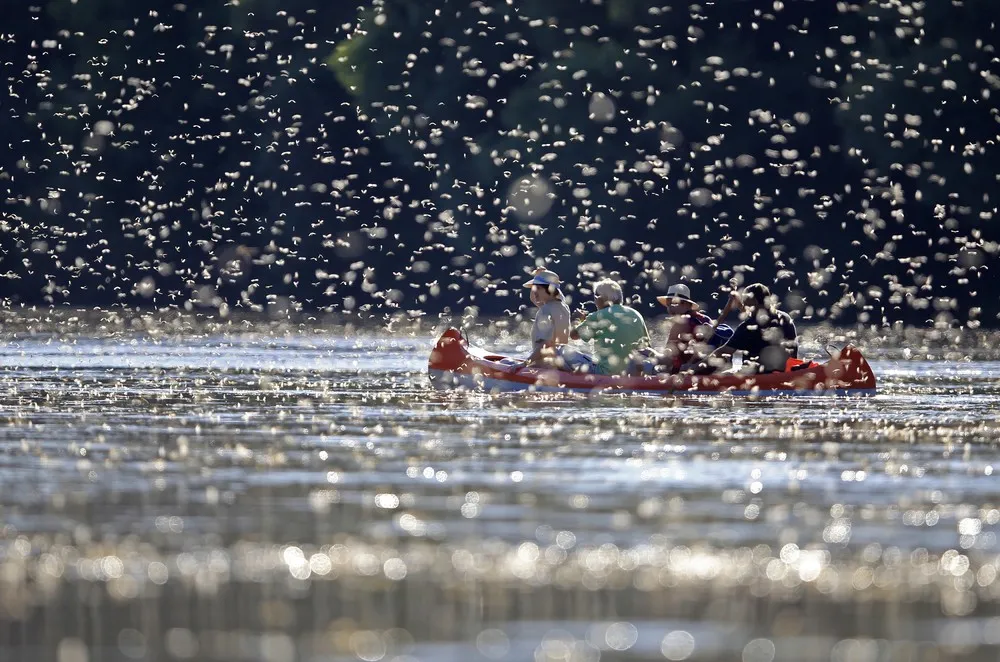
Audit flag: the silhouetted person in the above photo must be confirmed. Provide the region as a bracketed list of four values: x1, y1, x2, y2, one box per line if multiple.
[699, 283, 798, 374]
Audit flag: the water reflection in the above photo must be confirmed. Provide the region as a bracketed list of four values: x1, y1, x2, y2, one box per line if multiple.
[1, 322, 1000, 660]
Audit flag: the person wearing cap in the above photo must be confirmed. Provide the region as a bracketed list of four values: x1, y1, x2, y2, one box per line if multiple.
[571, 279, 651, 375]
[699, 283, 798, 373]
[655, 283, 735, 373]
[518, 268, 595, 371]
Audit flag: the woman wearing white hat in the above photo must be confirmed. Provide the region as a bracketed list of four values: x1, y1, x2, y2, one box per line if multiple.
[655, 283, 734, 373]
[518, 268, 596, 372]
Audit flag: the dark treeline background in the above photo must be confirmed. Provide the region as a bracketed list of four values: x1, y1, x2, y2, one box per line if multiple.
[2, 0, 997, 327]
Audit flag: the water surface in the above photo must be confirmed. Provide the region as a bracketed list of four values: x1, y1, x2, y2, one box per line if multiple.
[1, 324, 999, 661]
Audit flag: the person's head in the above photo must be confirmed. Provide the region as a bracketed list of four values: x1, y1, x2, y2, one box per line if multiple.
[656, 283, 700, 315]
[592, 279, 623, 309]
[741, 283, 773, 311]
[524, 269, 563, 307]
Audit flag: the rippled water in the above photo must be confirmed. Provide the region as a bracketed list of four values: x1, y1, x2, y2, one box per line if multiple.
[2, 321, 1000, 661]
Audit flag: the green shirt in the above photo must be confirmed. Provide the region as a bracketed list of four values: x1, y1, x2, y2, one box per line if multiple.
[575, 304, 650, 375]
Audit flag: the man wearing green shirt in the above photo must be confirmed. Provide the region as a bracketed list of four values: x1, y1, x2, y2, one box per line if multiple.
[571, 279, 651, 375]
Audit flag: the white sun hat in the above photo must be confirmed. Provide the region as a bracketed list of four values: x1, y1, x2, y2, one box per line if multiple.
[524, 269, 560, 287]
[656, 283, 700, 310]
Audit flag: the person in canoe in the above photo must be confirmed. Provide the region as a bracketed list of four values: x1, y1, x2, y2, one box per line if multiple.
[654, 283, 735, 373]
[695, 282, 799, 374]
[516, 268, 597, 372]
[570, 279, 652, 375]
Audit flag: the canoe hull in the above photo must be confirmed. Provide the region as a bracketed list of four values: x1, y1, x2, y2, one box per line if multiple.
[427, 328, 877, 396]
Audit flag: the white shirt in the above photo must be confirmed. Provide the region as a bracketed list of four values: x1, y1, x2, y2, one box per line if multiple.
[531, 299, 571, 346]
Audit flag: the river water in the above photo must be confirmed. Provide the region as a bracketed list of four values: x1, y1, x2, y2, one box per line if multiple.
[1, 319, 999, 661]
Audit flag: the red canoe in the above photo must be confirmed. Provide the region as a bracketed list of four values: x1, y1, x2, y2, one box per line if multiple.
[428, 328, 877, 396]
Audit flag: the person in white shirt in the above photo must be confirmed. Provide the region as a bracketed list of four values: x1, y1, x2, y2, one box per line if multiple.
[518, 268, 595, 372]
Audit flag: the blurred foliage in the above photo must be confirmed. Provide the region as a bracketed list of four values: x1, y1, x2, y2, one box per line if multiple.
[2, 0, 997, 326]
